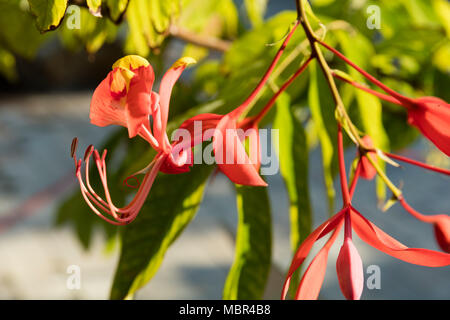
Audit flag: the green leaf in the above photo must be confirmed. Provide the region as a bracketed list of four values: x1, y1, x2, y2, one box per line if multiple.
[0, 47, 17, 82]
[273, 93, 312, 252]
[28, 0, 68, 32]
[105, 0, 129, 23]
[244, 0, 268, 28]
[223, 185, 272, 300]
[87, 0, 102, 16]
[273, 93, 311, 298]
[0, 0, 50, 58]
[110, 164, 212, 300]
[59, 7, 117, 53]
[308, 60, 337, 213]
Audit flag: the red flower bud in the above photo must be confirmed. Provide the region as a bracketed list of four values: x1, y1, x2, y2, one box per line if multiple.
[359, 136, 376, 180]
[433, 216, 450, 254]
[336, 238, 364, 300]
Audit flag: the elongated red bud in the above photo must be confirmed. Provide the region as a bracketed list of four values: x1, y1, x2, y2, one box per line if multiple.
[336, 238, 364, 300]
[434, 216, 450, 253]
[359, 136, 376, 180]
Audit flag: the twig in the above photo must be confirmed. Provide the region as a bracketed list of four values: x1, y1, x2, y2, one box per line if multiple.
[168, 25, 232, 52]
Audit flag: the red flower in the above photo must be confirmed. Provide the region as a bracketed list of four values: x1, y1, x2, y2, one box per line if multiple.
[321, 41, 450, 157]
[282, 206, 450, 300]
[72, 56, 196, 225]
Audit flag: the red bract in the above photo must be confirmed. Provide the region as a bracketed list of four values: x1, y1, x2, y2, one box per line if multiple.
[72, 56, 196, 225]
[321, 41, 450, 157]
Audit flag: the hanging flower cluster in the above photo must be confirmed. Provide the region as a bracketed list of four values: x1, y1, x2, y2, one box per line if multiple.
[71, 3, 450, 299]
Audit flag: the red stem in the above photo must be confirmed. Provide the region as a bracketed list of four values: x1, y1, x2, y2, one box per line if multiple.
[334, 73, 403, 106]
[319, 41, 413, 107]
[399, 198, 436, 223]
[349, 160, 362, 199]
[253, 56, 313, 124]
[233, 20, 300, 117]
[337, 124, 351, 206]
[385, 152, 450, 176]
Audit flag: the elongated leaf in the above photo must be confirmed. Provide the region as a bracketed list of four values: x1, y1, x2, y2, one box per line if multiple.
[308, 60, 337, 213]
[335, 30, 389, 202]
[223, 185, 271, 300]
[244, 0, 268, 28]
[28, 0, 68, 32]
[273, 93, 312, 298]
[110, 164, 212, 300]
[105, 0, 129, 23]
[273, 93, 312, 251]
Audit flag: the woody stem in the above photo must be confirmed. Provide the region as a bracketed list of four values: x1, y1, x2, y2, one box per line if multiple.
[296, 0, 403, 199]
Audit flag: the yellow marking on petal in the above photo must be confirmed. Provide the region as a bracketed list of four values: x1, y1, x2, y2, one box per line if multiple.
[110, 67, 135, 95]
[170, 57, 197, 69]
[112, 55, 150, 71]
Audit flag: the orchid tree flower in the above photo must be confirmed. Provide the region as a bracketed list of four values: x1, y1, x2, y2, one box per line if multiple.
[350, 134, 450, 253]
[72, 55, 196, 225]
[282, 126, 450, 300]
[320, 41, 450, 157]
[175, 21, 314, 187]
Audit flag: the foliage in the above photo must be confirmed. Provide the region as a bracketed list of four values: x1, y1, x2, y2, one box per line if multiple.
[3, 0, 448, 299]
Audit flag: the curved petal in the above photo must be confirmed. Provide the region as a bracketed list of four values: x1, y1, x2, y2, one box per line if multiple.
[295, 220, 343, 300]
[408, 97, 450, 156]
[90, 64, 155, 138]
[350, 208, 450, 267]
[282, 209, 346, 299]
[158, 57, 196, 146]
[213, 114, 266, 187]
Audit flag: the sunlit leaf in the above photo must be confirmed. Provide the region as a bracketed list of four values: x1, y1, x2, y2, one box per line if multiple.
[28, 0, 68, 32]
[110, 164, 212, 299]
[223, 185, 272, 300]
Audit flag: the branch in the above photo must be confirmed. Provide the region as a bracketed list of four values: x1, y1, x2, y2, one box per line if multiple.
[168, 25, 232, 52]
[296, 0, 403, 199]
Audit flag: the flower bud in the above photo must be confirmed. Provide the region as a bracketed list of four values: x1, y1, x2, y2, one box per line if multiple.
[336, 238, 364, 300]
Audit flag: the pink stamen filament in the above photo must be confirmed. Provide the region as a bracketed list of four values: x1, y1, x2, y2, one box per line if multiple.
[75, 145, 165, 225]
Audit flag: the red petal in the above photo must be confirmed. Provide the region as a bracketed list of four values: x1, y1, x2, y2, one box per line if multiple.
[282, 210, 346, 299]
[213, 114, 266, 187]
[434, 216, 450, 254]
[295, 220, 343, 300]
[125, 65, 155, 137]
[408, 97, 450, 156]
[336, 238, 364, 300]
[90, 65, 154, 138]
[350, 208, 450, 266]
[158, 58, 196, 146]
